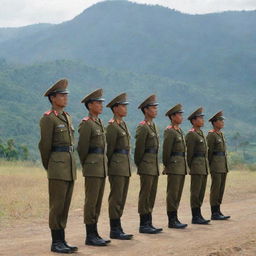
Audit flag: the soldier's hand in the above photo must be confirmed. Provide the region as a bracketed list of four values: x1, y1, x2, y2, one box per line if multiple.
[162, 169, 167, 175]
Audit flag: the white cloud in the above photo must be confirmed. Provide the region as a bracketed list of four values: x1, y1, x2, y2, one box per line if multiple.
[0, 0, 255, 27]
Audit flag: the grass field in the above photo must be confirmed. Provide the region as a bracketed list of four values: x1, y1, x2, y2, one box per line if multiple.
[0, 161, 256, 255]
[0, 161, 255, 227]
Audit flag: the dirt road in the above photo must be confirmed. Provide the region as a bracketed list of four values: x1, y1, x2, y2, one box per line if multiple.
[0, 170, 255, 256]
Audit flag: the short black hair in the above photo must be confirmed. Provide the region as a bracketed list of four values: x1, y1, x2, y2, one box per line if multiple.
[111, 103, 119, 113]
[48, 93, 56, 104]
[141, 106, 149, 114]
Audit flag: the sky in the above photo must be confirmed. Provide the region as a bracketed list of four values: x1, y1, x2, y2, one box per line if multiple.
[0, 0, 256, 27]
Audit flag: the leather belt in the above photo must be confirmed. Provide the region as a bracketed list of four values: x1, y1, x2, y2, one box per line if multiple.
[193, 152, 206, 157]
[114, 149, 129, 154]
[213, 152, 226, 156]
[145, 148, 158, 154]
[88, 147, 104, 154]
[171, 152, 185, 157]
[52, 146, 74, 152]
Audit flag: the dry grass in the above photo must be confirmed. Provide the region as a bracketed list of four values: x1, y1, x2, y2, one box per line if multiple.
[0, 161, 256, 229]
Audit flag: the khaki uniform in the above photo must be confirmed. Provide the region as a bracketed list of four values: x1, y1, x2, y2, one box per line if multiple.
[186, 128, 209, 209]
[39, 109, 76, 230]
[134, 120, 159, 214]
[207, 130, 228, 207]
[163, 126, 187, 212]
[77, 115, 107, 224]
[106, 117, 131, 219]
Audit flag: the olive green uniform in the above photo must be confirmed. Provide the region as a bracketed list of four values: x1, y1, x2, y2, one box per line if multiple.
[39, 110, 76, 230]
[207, 130, 228, 207]
[106, 117, 131, 220]
[134, 120, 159, 215]
[163, 126, 187, 212]
[185, 129, 209, 209]
[77, 115, 107, 224]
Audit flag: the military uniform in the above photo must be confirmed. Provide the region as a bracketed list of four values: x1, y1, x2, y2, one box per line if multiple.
[162, 104, 187, 228]
[186, 107, 210, 224]
[106, 93, 133, 240]
[207, 111, 230, 220]
[134, 94, 162, 234]
[77, 89, 110, 246]
[39, 79, 77, 253]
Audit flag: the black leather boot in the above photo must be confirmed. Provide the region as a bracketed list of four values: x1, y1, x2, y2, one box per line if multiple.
[85, 224, 107, 246]
[94, 223, 111, 244]
[211, 205, 230, 220]
[110, 218, 133, 240]
[218, 205, 231, 219]
[168, 211, 187, 229]
[139, 214, 160, 234]
[60, 229, 78, 252]
[148, 213, 163, 233]
[51, 229, 72, 254]
[192, 208, 210, 224]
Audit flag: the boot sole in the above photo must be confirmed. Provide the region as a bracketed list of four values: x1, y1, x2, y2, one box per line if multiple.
[110, 236, 133, 240]
[51, 249, 73, 254]
[168, 225, 187, 229]
[85, 242, 107, 246]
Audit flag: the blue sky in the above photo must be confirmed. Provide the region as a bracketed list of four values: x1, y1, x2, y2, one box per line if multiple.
[0, 0, 256, 27]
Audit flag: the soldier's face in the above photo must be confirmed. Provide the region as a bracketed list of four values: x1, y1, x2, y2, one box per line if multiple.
[214, 120, 224, 129]
[193, 116, 204, 127]
[89, 101, 103, 115]
[51, 93, 68, 107]
[145, 105, 158, 118]
[114, 104, 127, 117]
[172, 113, 183, 124]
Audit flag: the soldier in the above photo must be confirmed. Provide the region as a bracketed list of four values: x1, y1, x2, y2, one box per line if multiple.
[185, 107, 210, 225]
[162, 104, 187, 229]
[207, 111, 230, 220]
[38, 79, 78, 254]
[77, 89, 110, 246]
[106, 93, 133, 240]
[134, 94, 163, 234]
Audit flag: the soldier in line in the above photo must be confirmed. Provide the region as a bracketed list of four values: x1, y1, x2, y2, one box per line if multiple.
[77, 89, 110, 246]
[39, 79, 78, 254]
[207, 111, 230, 220]
[162, 104, 188, 229]
[185, 107, 211, 225]
[134, 94, 163, 234]
[106, 93, 133, 240]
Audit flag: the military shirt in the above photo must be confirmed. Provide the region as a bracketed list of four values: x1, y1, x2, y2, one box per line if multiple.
[106, 117, 131, 177]
[134, 120, 159, 176]
[207, 130, 228, 173]
[39, 109, 77, 181]
[185, 128, 209, 175]
[162, 125, 187, 175]
[77, 115, 107, 177]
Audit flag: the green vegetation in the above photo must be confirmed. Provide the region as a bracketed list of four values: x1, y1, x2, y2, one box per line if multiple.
[0, 1, 255, 161]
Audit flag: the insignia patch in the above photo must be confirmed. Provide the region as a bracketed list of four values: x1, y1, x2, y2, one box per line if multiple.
[57, 124, 65, 128]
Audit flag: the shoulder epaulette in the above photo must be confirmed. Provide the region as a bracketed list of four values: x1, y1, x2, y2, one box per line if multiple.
[64, 111, 70, 116]
[108, 118, 115, 124]
[209, 129, 215, 133]
[166, 125, 173, 129]
[189, 128, 195, 132]
[82, 116, 90, 121]
[139, 120, 146, 125]
[44, 110, 58, 116]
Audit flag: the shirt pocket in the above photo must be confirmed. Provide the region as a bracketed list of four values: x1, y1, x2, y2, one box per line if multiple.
[54, 126, 69, 143]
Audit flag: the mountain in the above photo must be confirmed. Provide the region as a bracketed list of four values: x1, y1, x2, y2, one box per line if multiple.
[0, 59, 255, 159]
[0, 1, 255, 88]
[0, 1, 255, 159]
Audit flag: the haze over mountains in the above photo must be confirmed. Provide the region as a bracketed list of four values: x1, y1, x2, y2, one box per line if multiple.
[0, 1, 255, 159]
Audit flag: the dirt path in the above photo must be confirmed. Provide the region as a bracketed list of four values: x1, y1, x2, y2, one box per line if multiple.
[0, 193, 255, 256]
